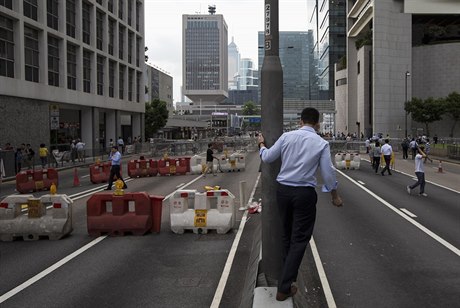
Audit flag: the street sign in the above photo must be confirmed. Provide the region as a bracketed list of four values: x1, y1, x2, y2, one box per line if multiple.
[50, 104, 59, 117]
[50, 116, 59, 130]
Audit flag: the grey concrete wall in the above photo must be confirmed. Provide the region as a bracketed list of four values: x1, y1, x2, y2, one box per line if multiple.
[334, 65, 348, 134]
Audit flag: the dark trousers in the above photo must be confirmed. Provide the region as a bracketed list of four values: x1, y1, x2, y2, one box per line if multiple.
[107, 165, 127, 189]
[381, 155, 392, 174]
[409, 171, 425, 193]
[373, 156, 381, 173]
[402, 147, 408, 159]
[276, 184, 317, 294]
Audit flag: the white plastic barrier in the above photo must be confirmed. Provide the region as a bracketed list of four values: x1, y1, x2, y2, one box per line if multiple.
[235, 153, 246, 171]
[190, 155, 205, 174]
[335, 152, 360, 170]
[168, 189, 235, 234]
[217, 156, 230, 172]
[0, 194, 73, 241]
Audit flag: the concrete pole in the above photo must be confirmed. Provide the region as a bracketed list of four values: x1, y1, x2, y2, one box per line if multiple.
[261, 0, 283, 285]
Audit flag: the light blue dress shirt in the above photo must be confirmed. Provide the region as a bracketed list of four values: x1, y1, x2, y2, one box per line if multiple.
[110, 151, 122, 165]
[259, 126, 338, 192]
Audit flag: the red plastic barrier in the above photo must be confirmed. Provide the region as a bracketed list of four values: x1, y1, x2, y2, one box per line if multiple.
[128, 159, 158, 177]
[87, 192, 153, 236]
[90, 162, 120, 184]
[15, 169, 59, 193]
[175, 158, 188, 175]
[150, 195, 164, 233]
[183, 157, 191, 173]
[158, 159, 177, 176]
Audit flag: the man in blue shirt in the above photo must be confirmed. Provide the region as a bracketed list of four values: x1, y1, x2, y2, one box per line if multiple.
[258, 107, 343, 301]
[106, 146, 128, 190]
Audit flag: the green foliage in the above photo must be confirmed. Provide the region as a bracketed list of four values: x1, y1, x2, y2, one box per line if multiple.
[355, 30, 372, 49]
[145, 99, 169, 137]
[443, 91, 460, 137]
[242, 101, 260, 115]
[405, 97, 444, 137]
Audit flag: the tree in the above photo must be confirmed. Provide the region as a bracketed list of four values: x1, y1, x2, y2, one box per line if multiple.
[443, 91, 460, 137]
[405, 97, 444, 137]
[145, 99, 169, 138]
[242, 100, 260, 115]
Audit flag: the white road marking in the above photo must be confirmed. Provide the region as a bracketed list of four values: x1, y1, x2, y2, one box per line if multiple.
[176, 183, 185, 189]
[81, 174, 90, 178]
[400, 208, 417, 218]
[311, 237, 337, 308]
[357, 180, 365, 185]
[337, 169, 460, 257]
[0, 236, 107, 303]
[211, 173, 261, 308]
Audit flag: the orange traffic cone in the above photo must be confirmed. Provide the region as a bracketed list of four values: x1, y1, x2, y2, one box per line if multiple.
[437, 160, 443, 173]
[73, 167, 80, 186]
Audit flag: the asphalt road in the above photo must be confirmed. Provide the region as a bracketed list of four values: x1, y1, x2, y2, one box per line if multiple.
[1, 152, 459, 308]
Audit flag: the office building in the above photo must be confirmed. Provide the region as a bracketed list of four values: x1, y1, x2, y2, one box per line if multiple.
[145, 63, 173, 115]
[182, 7, 228, 105]
[335, 0, 460, 138]
[228, 36, 240, 90]
[0, 0, 145, 151]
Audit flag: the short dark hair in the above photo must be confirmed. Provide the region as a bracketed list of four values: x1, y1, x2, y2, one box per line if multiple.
[300, 107, 320, 125]
[112, 146, 118, 150]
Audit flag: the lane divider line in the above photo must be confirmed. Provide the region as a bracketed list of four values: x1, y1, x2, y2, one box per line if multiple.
[400, 208, 417, 218]
[310, 237, 337, 308]
[210, 173, 261, 308]
[0, 236, 107, 303]
[337, 169, 460, 257]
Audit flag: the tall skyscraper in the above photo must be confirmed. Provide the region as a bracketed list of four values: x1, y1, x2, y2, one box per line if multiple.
[182, 6, 228, 104]
[258, 31, 314, 100]
[308, 0, 347, 100]
[0, 0, 145, 152]
[228, 37, 240, 90]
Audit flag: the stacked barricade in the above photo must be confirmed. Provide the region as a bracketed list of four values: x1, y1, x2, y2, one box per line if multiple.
[15, 169, 59, 194]
[90, 162, 117, 183]
[87, 192, 164, 236]
[190, 155, 205, 175]
[0, 194, 73, 241]
[158, 158, 176, 176]
[235, 153, 246, 171]
[174, 157, 190, 175]
[335, 152, 361, 170]
[128, 159, 158, 178]
[168, 189, 235, 234]
[218, 155, 231, 172]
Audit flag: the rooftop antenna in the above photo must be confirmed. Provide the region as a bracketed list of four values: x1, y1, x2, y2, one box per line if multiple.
[208, 5, 216, 15]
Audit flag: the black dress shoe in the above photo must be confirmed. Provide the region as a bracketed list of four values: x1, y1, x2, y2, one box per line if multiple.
[123, 185, 128, 189]
[105, 188, 111, 191]
[276, 285, 298, 301]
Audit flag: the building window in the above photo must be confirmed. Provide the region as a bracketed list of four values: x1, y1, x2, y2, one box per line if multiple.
[135, 37, 140, 67]
[82, 2, 91, 45]
[108, 18, 114, 55]
[135, 1, 140, 31]
[0, 15, 14, 78]
[336, 78, 347, 86]
[24, 26, 39, 82]
[118, 0, 123, 20]
[83, 50, 91, 93]
[119, 64, 124, 99]
[109, 60, 114, 97]
[48, 35, 59, 87]
[357, 61, 360, 74]
[108, 0, 113, 13]
[97, 55, 104, 95]
[96, 10, 104, 51]
[47, 0, 59, 30]
[67, 43, 77, 90]
[128, 69, 133, 101]
[128, 31, 133, 64]
[96, 0, 102, 4]
[66, 0, 76, 38]
[136, 71, 140, 102]
[0, 0, 12, 10]
[118, 25, 124, 60]
[24, 0, 38, 21]
[127, 0, 132, 26]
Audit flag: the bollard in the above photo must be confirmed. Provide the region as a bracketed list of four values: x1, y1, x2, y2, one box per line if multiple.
[437, 160, 443, 173]
[239, 180, 247, 211]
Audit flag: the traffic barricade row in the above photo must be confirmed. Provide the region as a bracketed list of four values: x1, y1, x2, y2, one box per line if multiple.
[335, 152, 361, 170]
[86, 192, 163, 236]
[90, 161, 115, 184]
[15, 168, 59, 194]
[0, 194, 73, 241]
[128, 159, 158, 177]
[168, 189, 235, 234]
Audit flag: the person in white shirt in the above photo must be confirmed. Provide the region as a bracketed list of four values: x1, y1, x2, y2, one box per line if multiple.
[407, 146, 428, 196]
[380, 139, 393, 176]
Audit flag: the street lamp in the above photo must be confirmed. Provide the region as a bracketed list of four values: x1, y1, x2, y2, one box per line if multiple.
[405, 71, 410, 138]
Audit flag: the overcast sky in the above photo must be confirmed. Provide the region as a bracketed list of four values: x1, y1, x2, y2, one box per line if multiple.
[144, 0, 310, 103]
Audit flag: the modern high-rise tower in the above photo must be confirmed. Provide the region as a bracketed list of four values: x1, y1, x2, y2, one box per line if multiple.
[228, 37, 240, 90]
[182, 6, 228, 104]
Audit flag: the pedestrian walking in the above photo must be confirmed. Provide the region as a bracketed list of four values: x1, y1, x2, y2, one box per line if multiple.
[203, 143, 217, 177]
[76, 139, 85, 162]
[14, 147, 23, 174]
[25, 144, 35, 169]
[407, 145, 429, 197]
[372, 141, 381, 173]
[409, 138, 418, 160]
[117, 137, 124, 154]
[258, 107, 343, 302]
[380, 139, 393, 176]
[401, 138, 409, 159]
[70, 140, 77, 164]
[106, 146, 128, 190]
[39, 143, 48, 168]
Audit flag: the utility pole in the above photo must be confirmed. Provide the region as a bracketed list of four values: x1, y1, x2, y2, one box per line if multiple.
[260, 0, 283, 284]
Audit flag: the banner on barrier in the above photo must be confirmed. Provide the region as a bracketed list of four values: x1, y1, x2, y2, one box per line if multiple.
[194, 209, 207, 227]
